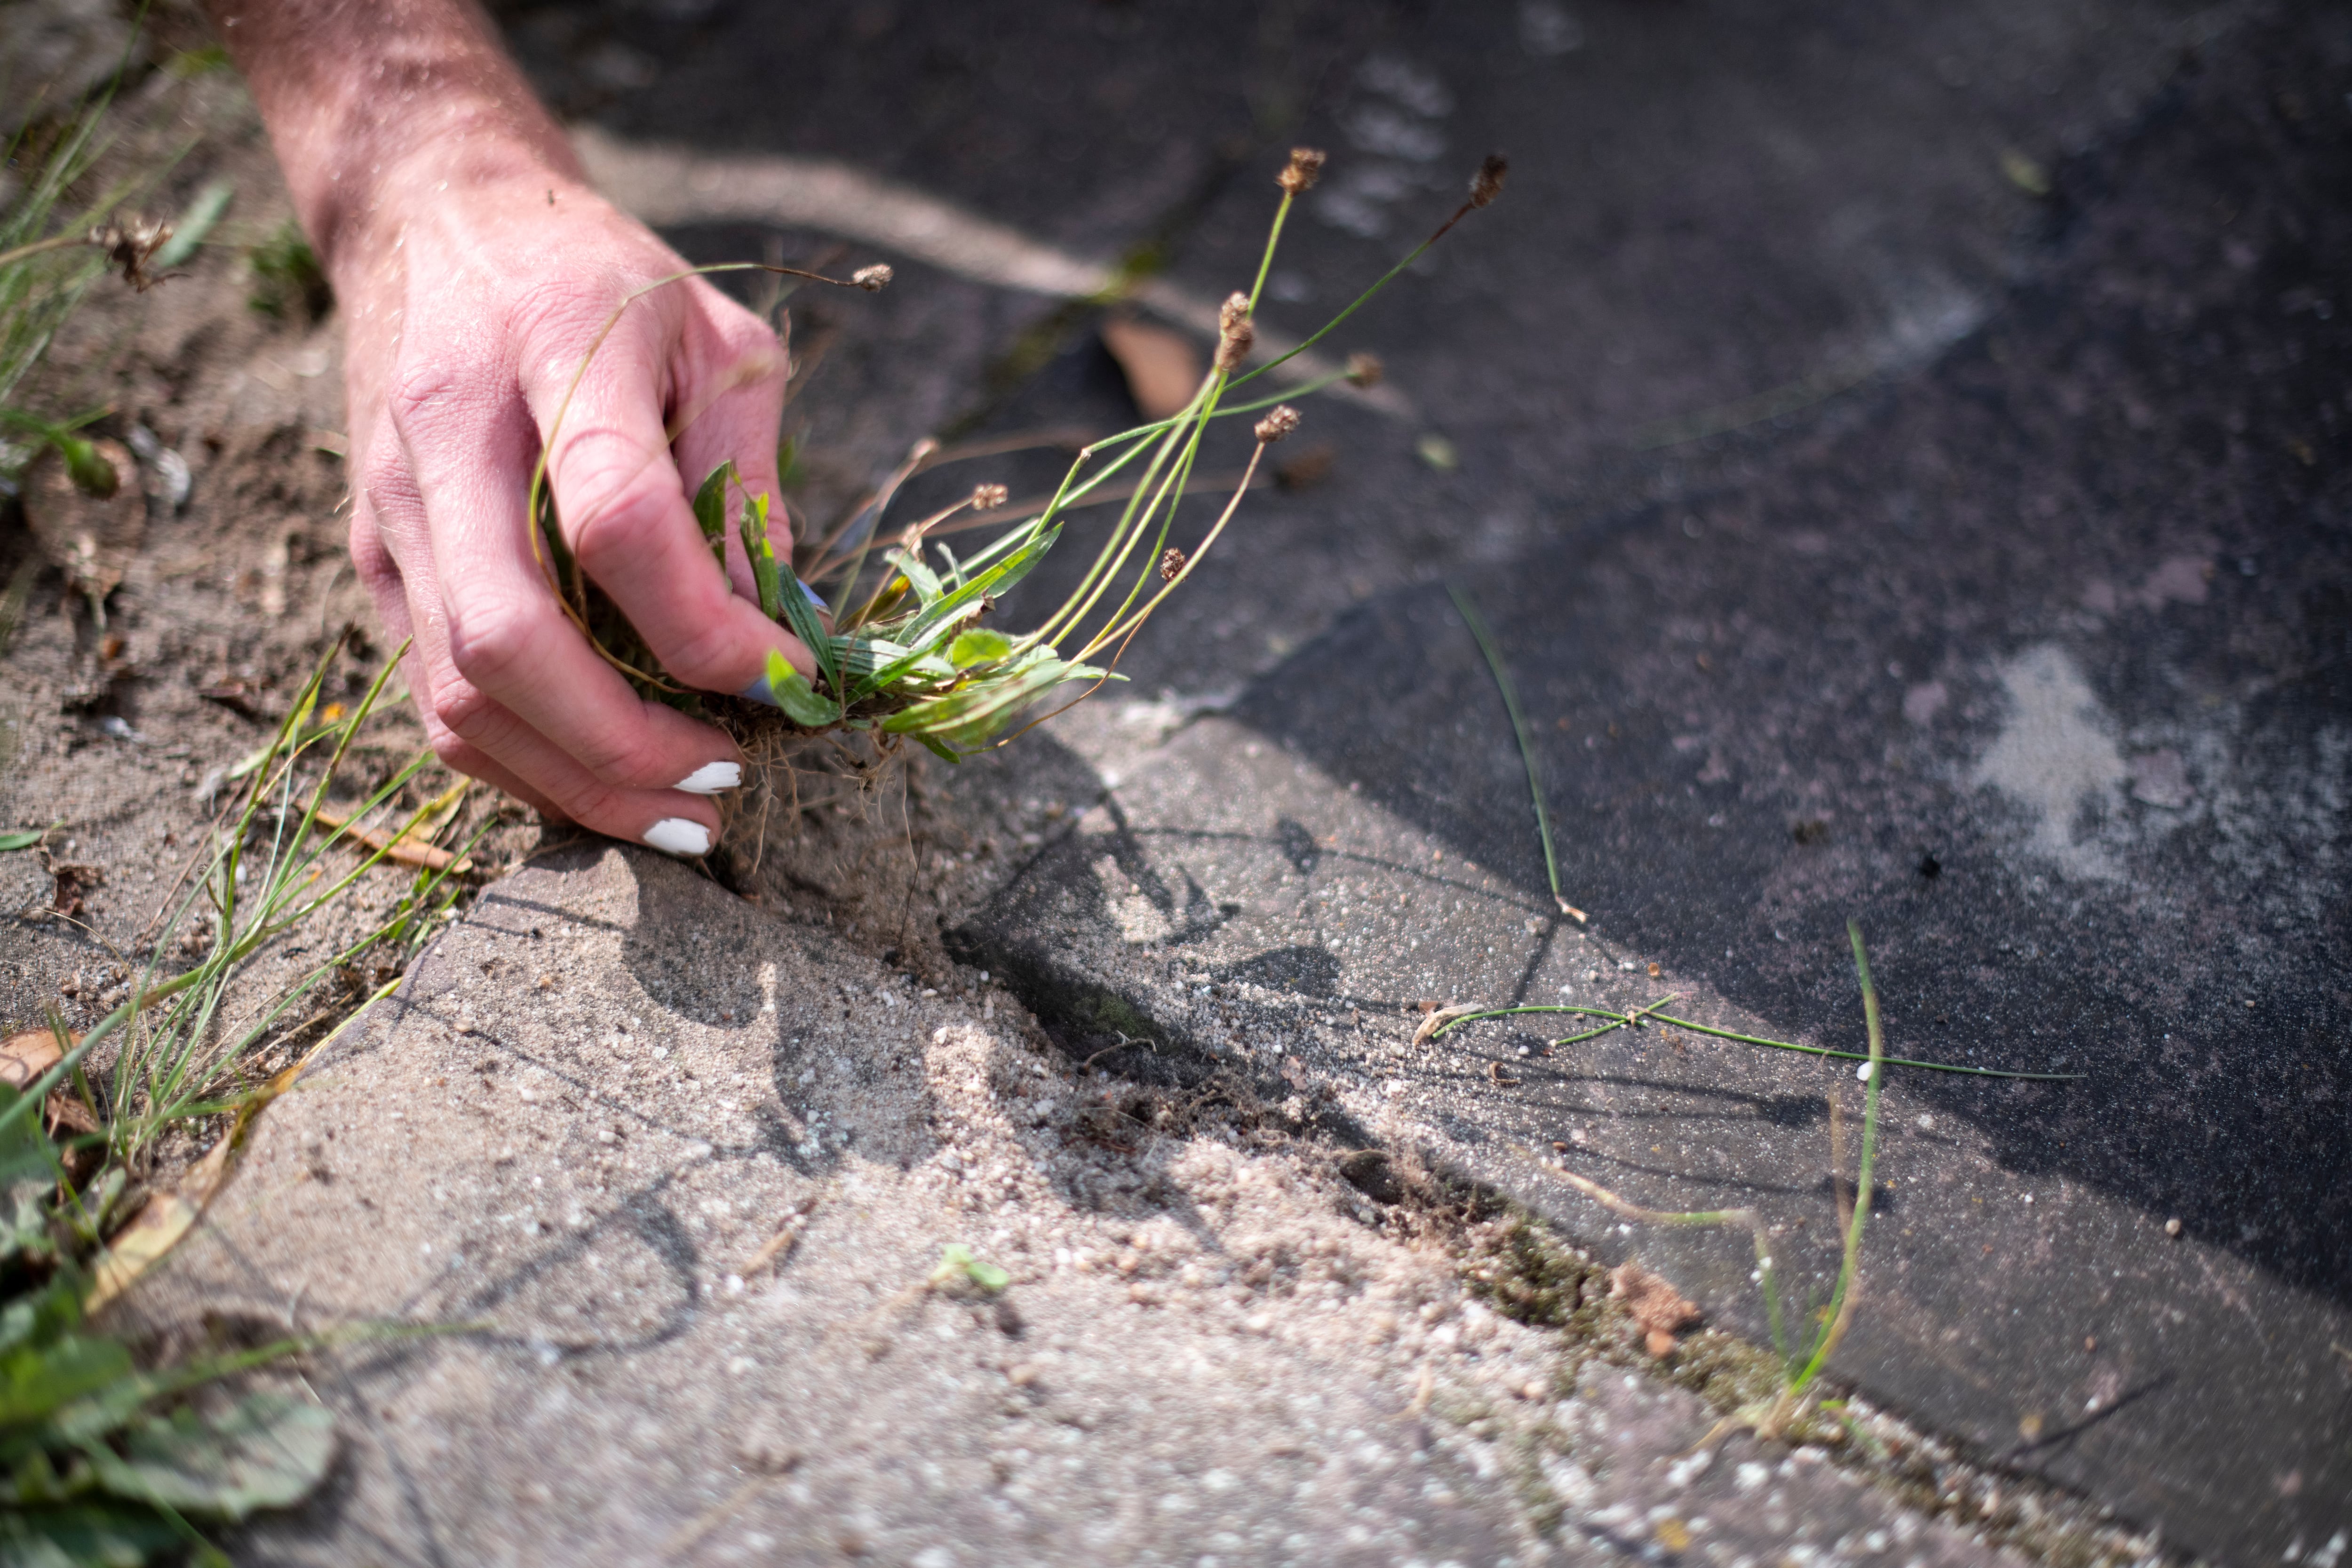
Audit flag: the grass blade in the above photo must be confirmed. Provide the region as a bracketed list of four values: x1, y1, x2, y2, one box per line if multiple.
[1448, 584, 1585, 922]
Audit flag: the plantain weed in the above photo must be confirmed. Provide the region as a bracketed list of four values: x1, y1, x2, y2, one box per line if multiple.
[523, 149, 1508, 768]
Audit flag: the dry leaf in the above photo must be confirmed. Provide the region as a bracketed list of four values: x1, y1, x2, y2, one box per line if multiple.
[87, 986, 388, 1314]
[1100, 315, 1202, 421]
[1413, 1003, 1481, 1047]
[0, 1030, 63, 1090]
[1610, 1261, 1701, 1357]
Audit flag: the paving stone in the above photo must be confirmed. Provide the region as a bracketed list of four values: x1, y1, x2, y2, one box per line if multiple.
[119, 846, 2035, 1566]
[944, 5, 2352, 1560]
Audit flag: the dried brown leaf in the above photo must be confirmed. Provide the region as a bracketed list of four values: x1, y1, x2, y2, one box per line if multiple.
[1099, 315, 1202, 421]
[1610, 1261, 1701, 1356]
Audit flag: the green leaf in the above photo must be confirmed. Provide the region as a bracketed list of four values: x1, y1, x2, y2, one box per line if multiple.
[946, 629, 1012, 669]
[739, 492, 783, 621]
[0, 830, 47, 852]
[153, 181, 235, 271]
[881, 651, 1103, 748]
[851, 525, 1059, 701]
[883, 548, 943, 607]
[0, 1336, 134, 1427]
[692, 461, 736, 575]
[900, 525, 1055, 645]
[772, 560, 841, 702]
[90, 1392, 334, 1520]
[50, 435, 118, 501]
[913, 733, 962, 764]
[762, 650, 839, 729]
[929, 1243, 1010, 1295]
[0, 1501, 181, 1567]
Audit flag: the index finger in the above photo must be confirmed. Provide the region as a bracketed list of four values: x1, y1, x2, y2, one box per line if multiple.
[532, 310, 813, 703]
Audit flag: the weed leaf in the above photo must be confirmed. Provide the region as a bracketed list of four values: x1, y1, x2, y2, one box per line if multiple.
[772, 561, 841, 700]
[0, 1502, 182, 1565]
[692, 461, 736, 574]
[946, 629, 1012, 669]
[0, 830, 47, 852]
[883, 549, 942, 607]
[90, 1393, 334, 1520]
[0, 1333, 134, 1427]
[762, 650, 838, 728]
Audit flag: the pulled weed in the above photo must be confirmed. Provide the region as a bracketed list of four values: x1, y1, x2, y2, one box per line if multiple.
[529, 150, 1507, 774]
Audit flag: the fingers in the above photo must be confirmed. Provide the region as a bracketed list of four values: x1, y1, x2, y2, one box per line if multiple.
[524, 283, 814, 701]
[668, 287, 793, 603]
[384, 354, 747, 797]
[357, 408, 732, 856]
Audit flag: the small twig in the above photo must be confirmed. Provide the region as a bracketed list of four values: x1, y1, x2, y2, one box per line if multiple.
[310, 796, 471, 874]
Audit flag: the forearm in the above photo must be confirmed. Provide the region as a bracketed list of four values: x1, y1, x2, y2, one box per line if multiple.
[201, 0, 578, 278]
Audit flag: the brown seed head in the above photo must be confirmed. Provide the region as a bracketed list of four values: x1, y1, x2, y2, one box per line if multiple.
[1469, 153, 1509, 209]
[1345, 352, 1384, 389]
[971, 483, 1009, 510]
[1254, 405, 1302, 444]
[1214, 291, 1255, 372]
[91, 216, 173, 292]
[1277, 146, 1327, 196]
[1159, 546, 1187, 582]
[852, 263, 895, 291]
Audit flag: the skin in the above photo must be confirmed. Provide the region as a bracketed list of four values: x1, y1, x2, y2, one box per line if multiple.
[202, 0, 812, 854]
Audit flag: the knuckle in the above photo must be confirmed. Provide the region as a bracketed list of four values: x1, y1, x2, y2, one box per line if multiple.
[424, 669, 496, 743]
[441, 601, 546, 710]
[427, 729, 475, 772]
[558, 777, 628, 830]
[652, 618, 745, 690]
[561, 458, 674, 569]
[384, 359, 475, 439]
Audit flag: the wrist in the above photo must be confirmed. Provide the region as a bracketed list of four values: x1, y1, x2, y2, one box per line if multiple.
[331, 122, 580, 279]
[211, 0, 580, 282]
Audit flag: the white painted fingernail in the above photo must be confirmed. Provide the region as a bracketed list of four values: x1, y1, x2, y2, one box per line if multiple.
[674, 761, 742, 795]
[644, 818, 712, 857]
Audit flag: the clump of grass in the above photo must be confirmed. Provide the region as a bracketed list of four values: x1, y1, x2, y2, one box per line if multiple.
[0, 76, 164, 501]
[0, 637, 475, 1563]
[529, 149, 1509, 766]
[1502, 922, 1886, 1442]
[242, 219, 327, 320]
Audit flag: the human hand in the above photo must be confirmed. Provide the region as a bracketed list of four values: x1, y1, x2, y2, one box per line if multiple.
[337, 159, 809, 858]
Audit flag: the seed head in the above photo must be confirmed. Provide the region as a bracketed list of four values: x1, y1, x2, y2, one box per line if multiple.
[1254, 405, 1302, 444]
[91, 216, 173, 292]
[971, 483, 1009, 510]
[1159, 547, 1186, 582]
[1469, 153, 1509, 209]
[852, 263, 895, 291]
[1345, 352, 1384, 389]
[1214, 291, 1255, 372]
[1277, 146, 1327, 196]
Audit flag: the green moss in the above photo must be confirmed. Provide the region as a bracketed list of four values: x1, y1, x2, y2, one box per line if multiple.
[1465, 1218, 1596, 1329]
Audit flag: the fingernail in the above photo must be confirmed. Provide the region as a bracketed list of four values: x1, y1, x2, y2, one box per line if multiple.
[800, 580, 828, 612]
[674, 760, 742, 794]
[739, 675, 780, 708]
[644, 818, 712, 857]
